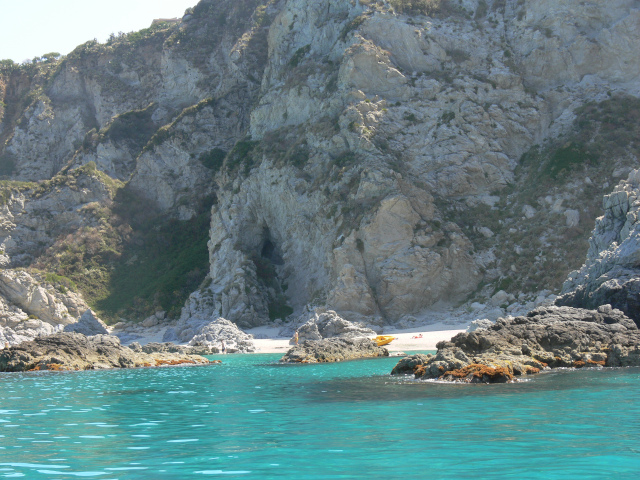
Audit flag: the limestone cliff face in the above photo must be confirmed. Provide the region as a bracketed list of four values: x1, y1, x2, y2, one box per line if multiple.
[194, 0, 640, 327]
[558, 170, 640, 325]
[0, 0, 639, 330]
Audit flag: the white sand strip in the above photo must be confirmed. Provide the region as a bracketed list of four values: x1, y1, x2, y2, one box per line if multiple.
[249, 326, 466, 354]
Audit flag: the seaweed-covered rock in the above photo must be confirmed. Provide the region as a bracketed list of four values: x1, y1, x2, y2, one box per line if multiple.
[0, 332, 211, 372]
[391, 305, 640, 383]
[280, 337, 388, 363]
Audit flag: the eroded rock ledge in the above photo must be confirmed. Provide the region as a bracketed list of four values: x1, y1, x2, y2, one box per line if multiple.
[391, 305, 640, 383]
[0, 333, 212, 372]
[280, 337, 388, 363]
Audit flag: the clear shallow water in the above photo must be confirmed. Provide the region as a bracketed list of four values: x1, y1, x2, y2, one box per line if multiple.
[1, 353, 639, 479]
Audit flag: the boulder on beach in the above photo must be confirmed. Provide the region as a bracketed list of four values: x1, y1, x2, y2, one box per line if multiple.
[188, 318, 256, 353]
[467, 319, 493, 332]
[293, 310, 377, 344]
[63, 309, 109, 336]
[280, 337, 389, 363]
[391, 305, 640, 383]
[163, 316, 256, 353]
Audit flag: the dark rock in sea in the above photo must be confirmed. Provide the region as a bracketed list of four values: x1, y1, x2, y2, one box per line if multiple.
[280, 337, 389, 363]
[391, 305, 640, 383]
[0, 332, 211, 372]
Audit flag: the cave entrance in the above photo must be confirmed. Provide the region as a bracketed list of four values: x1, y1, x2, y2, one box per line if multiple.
[253, 228, 291, 320]
[261, 238, 284, 265]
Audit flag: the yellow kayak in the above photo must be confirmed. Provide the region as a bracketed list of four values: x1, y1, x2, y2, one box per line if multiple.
[374, 335, 395, 346]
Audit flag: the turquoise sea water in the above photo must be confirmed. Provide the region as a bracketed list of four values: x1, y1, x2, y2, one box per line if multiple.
[1, 353, 639, 479]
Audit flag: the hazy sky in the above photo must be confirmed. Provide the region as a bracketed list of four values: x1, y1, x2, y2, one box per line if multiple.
[0, 0, 200, 62]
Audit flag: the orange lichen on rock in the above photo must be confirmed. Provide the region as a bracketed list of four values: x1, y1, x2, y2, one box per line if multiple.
[28, 363, 65, 372]
[587, 359, 606, 366]
[413, 365, 427, 378]
[441, 363, 514, 383]
[524, 366, 540, 375]
[573, 360, 586, 368]
[154, 359, 197, 367]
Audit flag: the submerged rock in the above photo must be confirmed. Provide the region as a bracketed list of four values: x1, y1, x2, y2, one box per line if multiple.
[280, 337, 388, 363]
[391, 305, 640, 383]
[0, 332, 211, 372]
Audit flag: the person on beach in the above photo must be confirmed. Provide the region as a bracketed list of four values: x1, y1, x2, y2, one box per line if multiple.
[293, 331, 299, 345]
[221, 340, 226, 354]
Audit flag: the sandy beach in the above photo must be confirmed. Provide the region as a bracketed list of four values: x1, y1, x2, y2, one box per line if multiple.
[246, 323, 466, 354]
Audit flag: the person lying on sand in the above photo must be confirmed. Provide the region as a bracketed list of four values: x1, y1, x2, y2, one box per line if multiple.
[411, 334, 423, 339]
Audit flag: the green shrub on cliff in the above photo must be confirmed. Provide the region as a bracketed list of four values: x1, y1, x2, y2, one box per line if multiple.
[199, 148, 227, 173]
[390, 0, 443, 15]
[31, 175, 212, 323]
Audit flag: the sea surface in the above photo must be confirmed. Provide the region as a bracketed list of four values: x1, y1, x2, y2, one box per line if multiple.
[0, 353, 639, 479]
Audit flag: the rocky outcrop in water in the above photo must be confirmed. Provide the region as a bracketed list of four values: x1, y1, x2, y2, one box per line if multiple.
[293, 310, 377, 343]
[0, 332, 211, 372]
[280, 337, 388, 363]
[557, 170, 640, 326]
[391, 305, 640, 383]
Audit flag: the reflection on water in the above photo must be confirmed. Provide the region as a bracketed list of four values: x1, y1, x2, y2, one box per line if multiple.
[0, 355, 639, 479]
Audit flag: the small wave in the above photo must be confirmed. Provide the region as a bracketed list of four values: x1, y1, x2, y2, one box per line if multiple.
[194, 471, 251, 475]
[0, 463, 69, 469]
[167, 439, 199, 443]
[104, 467, 148, 471]
[36, 469, 109, 476]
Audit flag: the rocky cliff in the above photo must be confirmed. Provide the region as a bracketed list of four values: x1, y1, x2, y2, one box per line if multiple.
[557, 170, 640, 325]
[1, 0, 639, 337]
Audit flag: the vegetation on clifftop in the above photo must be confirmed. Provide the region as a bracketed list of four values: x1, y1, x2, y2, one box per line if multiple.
[31, 175, 212, 323]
